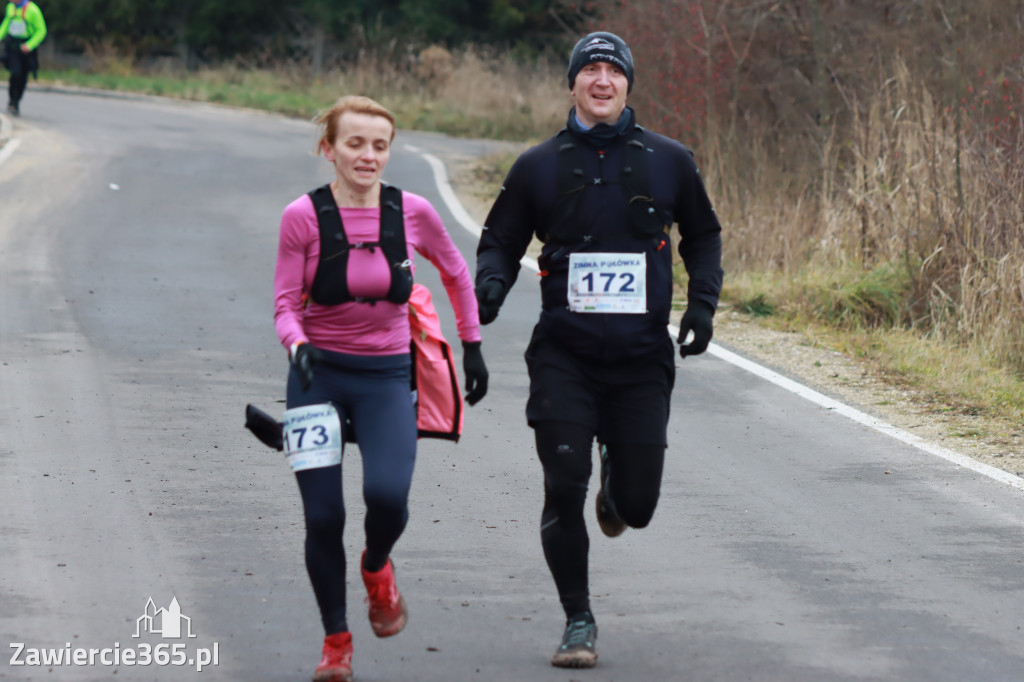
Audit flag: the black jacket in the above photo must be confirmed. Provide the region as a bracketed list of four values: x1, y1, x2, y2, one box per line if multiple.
[476, 110, 723, 362]
[3, 36, 39, 79]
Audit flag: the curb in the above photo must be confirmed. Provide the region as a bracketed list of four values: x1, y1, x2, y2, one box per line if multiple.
[34, 82, 308, 120]
[34, 82, 193, 105]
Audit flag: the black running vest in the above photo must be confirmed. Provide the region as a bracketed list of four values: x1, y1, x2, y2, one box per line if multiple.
[307, 183, 413, 306]
[544, 125, 667, 245]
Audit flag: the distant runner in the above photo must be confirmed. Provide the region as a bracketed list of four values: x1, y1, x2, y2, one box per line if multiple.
[0, 0, 46, 116]
[474, 31, 724, 668]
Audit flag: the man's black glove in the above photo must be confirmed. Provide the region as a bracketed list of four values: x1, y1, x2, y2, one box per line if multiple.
[292, 342, 324, 391]
[475, 280, 506, 325]
[462, 341, 488, 406]
[677, 302, 715, 358]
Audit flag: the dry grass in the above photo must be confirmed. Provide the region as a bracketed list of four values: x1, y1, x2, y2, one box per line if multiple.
[386, 46, 567, 141]
[47, 43, 569, 141]
[713, 57, 1024, 432]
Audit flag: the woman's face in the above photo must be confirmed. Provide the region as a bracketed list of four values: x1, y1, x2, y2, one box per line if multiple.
[323, 111, 394, 194]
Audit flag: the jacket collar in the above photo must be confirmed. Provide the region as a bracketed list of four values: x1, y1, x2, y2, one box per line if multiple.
[566, 106, 635, 146]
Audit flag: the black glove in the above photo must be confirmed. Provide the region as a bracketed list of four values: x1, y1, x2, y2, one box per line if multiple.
[475, 280, 506, 325]
[292, 342, 324, 391]
[245, 404, 284, 451]
[461, 341, 489, 406]
[677, 302, 715, 358]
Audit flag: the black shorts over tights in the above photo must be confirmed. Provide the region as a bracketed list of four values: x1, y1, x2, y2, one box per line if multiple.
[524, 330, 675, 446]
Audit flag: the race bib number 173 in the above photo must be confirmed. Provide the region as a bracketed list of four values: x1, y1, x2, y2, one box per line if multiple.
[567, 252, 647, 314]
[281, 404, 343, 472]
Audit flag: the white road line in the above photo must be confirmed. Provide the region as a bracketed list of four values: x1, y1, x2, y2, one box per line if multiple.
[707, 343, 1024, 490]
[410, 147, 481, 239]
[0, 136, 21, 167]
[407, 146, 538, 272]
[0, 111, 19, 167]
[413, 146, 1024, 492]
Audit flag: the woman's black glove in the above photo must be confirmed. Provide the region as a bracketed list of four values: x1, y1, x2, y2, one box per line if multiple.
[677, 302, 715, 358]
[475, 280, 507, 325]
[292, 342, 324, 391]
[461, 341, 489, 405]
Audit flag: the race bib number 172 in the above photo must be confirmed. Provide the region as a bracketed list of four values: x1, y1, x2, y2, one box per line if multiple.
[567, 252, 647, 314]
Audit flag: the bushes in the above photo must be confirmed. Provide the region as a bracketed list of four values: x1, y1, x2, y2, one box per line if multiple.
[606, 0, 1024, 376]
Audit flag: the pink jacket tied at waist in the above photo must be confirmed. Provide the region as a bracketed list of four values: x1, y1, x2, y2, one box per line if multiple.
[408, 284, 463, 441]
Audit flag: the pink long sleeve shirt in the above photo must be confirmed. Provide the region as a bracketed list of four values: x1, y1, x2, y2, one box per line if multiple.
[274, 189, 481, 356]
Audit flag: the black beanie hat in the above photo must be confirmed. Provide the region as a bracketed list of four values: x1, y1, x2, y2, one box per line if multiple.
[567, 32, 635, 93]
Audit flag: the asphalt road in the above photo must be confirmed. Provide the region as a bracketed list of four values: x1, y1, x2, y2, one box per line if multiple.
[1, 91, 1023, 682]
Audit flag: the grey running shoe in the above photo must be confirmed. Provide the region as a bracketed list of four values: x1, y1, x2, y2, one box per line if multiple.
[551, 618, 598, 668]
[595, 444, 626, 537]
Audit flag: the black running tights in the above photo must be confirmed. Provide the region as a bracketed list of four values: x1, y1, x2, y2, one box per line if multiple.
[534, 420, 666, 619]
[8, 72, 27, 107]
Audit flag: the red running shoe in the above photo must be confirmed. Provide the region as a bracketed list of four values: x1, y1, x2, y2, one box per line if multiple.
[361, 550, 408, 637]
[313, 631, 352, 682]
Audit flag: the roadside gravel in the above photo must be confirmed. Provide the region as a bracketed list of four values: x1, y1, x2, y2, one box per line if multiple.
[443, 150, 1024, 481]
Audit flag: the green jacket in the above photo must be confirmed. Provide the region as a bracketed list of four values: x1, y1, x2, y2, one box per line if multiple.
[0, 1, 47, 51]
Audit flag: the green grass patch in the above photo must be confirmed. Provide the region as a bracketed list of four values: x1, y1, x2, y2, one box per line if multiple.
[39, 66, 557, 141]
[736, 293, 777, 317]
[40, 68, 331, 119]
[719, 266, 1024, 427]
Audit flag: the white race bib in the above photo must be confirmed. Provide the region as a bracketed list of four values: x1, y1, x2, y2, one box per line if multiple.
[9, 20, 27, 37]
[567, 252, 647, 313]
[282, 404, 343, 472]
